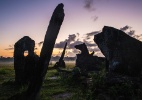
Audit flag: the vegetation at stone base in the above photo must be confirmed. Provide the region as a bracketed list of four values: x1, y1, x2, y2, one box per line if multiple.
[86, 70, 142, 100]
[0, 63, 142, 100]
[0, 63, 85, 100]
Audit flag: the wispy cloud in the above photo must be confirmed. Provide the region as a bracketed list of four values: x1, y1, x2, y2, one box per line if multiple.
[85, 31, 100, 41]
[38, 41, 44, 46]
[83, 0, 98, 22]
[92, 16, 98, 21]
[38, 33, 80, 49]
[84, 0, 95, 11]
[5, 47, 14, 50]
[5, 45, 14, 50]
[120, 25, 131, 31]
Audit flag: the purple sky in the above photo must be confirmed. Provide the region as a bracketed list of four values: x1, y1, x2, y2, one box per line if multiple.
[0, 0, 142, 57]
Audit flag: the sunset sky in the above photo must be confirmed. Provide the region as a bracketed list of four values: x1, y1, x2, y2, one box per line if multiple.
[0, 0, 142, 57]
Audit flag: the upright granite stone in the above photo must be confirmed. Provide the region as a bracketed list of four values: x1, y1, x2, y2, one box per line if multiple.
[26, 3, 65, 100]
[75, 43, 89, 55]
[54, 42, 67, 69]
[94, 26, 142, 76]
[14, 36, 35, 84]
[75, 43, 106, 73]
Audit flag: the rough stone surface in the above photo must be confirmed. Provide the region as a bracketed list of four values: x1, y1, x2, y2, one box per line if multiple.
[75, 43, 106, 72]
[14, 36, 35, 84]
[75, 43, 89, 55]
[94, 26, 142, 76]
[54, 42, 67, 69]
[76, 54, 105, 72]
[54, 60, 66, 68]
[24, 54, 39, 83]
[26, 3, 65, 100]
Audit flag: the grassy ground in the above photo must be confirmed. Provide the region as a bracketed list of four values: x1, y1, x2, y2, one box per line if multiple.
[0, 63, 87, 100]
[0, 63, 142, 100]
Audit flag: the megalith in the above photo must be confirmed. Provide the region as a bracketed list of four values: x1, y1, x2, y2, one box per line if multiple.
[75, 43, 106, 72]
[54, 42, 67, 69]
[94, 26, 142, 76]
[75, 43, 89, 55]
[14, 36, 35, 84]
[26, 3, 65, 100]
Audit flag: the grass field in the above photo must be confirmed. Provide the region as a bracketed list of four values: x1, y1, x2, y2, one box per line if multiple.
[0, 63, 142, 100]
[0, 63, 88, 100]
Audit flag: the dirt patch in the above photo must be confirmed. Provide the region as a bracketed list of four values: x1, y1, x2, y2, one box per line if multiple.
[48, 76, 58, 80]
[53, 92, 72, 100]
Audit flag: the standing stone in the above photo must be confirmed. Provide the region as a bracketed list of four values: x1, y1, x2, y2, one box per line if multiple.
[14, 36, 35, 84]
[76, 54, 105, 72]
[24, 54, 39, 83]
[26, 3, 65, 100]
[54, 42, 67, 68]
[94, 26, 142, 76]
[75, 43, 89, 55]
[75, 43, 106, 73]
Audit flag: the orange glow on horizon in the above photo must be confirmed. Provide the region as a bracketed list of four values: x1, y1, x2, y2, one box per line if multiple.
[0, 48, 63, 57]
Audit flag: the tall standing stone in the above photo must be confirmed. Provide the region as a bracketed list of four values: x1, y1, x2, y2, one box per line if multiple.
[26, 3, 65, 100]
[75, 43, 106, 72]
[14, 36, 35, 84]
[54, 42, 67, 68]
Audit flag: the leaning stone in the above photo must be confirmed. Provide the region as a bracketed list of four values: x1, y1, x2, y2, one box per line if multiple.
[94, 26, 142, 76]
[26, 3, 65, 100]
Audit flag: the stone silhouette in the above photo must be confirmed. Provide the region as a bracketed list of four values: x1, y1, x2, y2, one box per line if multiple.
[75, 43, 105, 73]
[90, 51, 94, 56]
[54, 42, 67, 69]
[26, 3, 65, 100]
[24, 53, 39, 83]
[94, 26, 142, 76]
[75, 43, 89, 55]
[14, 36, 35, 84]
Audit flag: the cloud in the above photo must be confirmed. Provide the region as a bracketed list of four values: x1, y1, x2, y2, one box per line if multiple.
[5, 47, 14, 50]
[34, 47, 38, 50]
[120, 25, 135, 36]
[38, 41, 43, 46]
[54, 33, 97, 51]
[84, 0, 95, 11]
[54, 33, 80, 49]
[5, 47, 38, 51]
[85, 31, 100, 40]
[72, 49, 80, 54]
[120, 25, 131, 31]
[9, 45, 14, 47]
[131, 34, 142, 42]
[120, 25, 142, 42]
[38, 33, 79, 49]
[55, 41, 67, 48]
[91, 16, 98, 21]
[67, 34, 76, 43]
[83, 0, 99, 21]
[37, 31, 101, 56]
[76, 33, 80, 37]
[127, 30, 135, 36]
[69, 41, 83, 49]
[95, 51, 104, 57]
[86, 31, 100, 37]
[66, 51, 76, 57]
[5, 45, 14, 50]
[83, 39, 97, 47]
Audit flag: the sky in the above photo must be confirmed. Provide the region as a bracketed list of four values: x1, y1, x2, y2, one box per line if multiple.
[0, 0, 142, 57]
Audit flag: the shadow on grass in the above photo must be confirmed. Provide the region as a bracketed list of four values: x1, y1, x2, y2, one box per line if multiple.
[0, 80, 28, 100]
